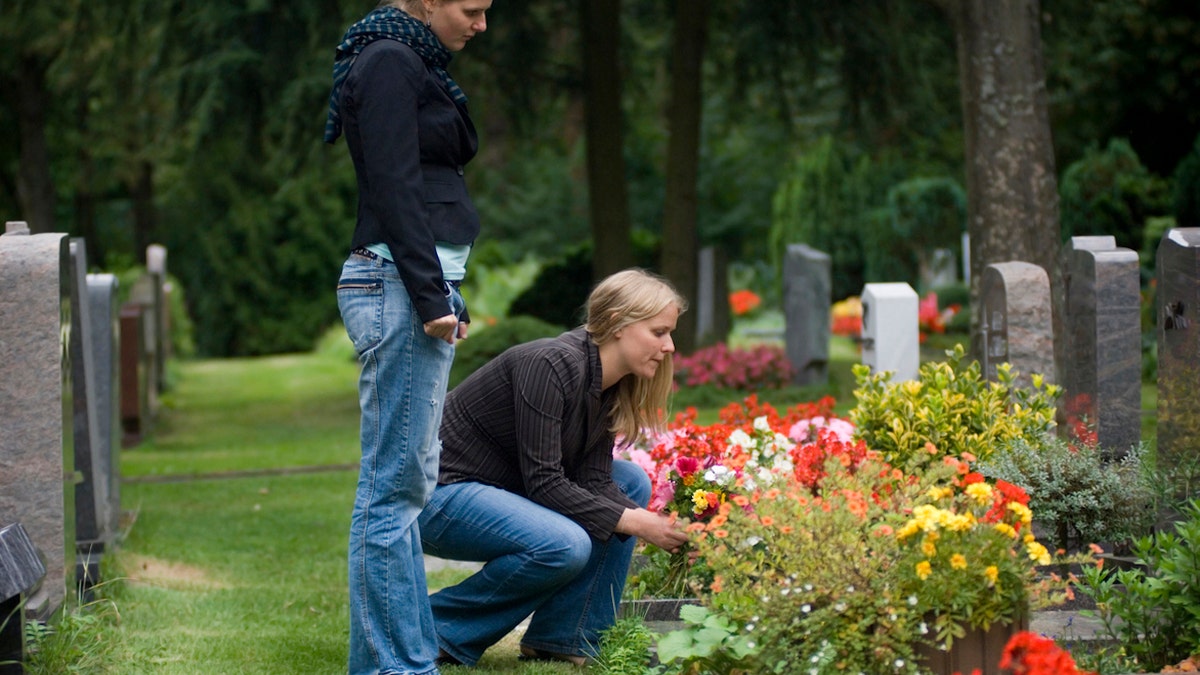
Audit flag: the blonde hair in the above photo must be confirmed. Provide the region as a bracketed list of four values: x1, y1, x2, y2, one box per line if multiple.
[584, 268, 688, 447]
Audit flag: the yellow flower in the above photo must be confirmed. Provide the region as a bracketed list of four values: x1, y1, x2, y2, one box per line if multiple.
[1008, 501, 1034, 524]
[926, 486, 953, 501]
[950, 553, 967, 570]
[922, 539, 938, 557]
[691, 490, 709, 515]
[984, 565, 999, 584]
[916, 561, 932, 580]
[1026, 541, 1051, 565]
[965, 482, 993, 505]
[994, 523, 1017, 539]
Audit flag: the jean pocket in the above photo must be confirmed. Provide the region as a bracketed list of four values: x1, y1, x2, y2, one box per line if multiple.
[337, 277, 384, 355]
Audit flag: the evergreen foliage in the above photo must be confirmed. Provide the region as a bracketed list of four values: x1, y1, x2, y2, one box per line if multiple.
[447, 314, 564, 390]
[1059, 138, 1171, 253]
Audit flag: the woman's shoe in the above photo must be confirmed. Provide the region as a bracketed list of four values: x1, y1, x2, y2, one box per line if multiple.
[518, 645, 587, 666]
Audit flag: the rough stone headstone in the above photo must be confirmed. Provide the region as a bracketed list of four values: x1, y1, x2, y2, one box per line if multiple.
[1156, 228, 1200, 470]
[783, 244, 831, 386]
[861, 282, 919, 382]
[0, 223, 76, 621]
[979, 262, 1055, 388]
[1, 522, 46, 672]
[1060, 236, 1141, 457]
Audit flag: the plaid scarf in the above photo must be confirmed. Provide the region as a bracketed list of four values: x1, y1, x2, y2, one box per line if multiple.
[324, 6, 467, 143]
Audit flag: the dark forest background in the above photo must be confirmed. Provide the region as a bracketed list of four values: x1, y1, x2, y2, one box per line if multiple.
[2, 0, 1198, 356]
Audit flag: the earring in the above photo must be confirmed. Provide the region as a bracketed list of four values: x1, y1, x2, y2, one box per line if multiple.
[425, 17, 431, 27]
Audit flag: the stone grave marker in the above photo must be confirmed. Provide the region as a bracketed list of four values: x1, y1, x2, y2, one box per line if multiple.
[1060, 236, 1141, 457]
[119, 302, 150, 446]
[861, 282, 919, 382]
[1, 522, 46, 673]
[67, 240, 109, 593]
[146, 244, 169, 390]
[783, 244, 830, 386]
[87, 274, 121, 539]
[1156, 227, 1200, 470]
[979, 262, 1055, 388]
[127, 273, 160, 414]
[0, 223, 76, 621]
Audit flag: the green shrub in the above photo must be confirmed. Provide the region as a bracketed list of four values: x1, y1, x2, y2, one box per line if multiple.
[849, 345, 1059, 472]
[977, 436, 1155, 553]
[1173, 134, 1200, 228]
[1059, 138, 1171, 253]
[1079, 499, 1200, 672]
[448, 315, 564, 389]
[508, 237, 660, 329]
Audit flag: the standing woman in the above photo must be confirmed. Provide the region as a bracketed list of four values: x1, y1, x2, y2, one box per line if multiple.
[419, 269, 691, 666]
[324, 1, 490, 673]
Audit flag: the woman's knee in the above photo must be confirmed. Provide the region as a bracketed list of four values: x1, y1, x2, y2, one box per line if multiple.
[612, 459, 652, 507]
[532, 523, 592, 580]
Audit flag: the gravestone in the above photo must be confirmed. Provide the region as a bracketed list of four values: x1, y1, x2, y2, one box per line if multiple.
[145, 244, 169, 391]
[67, 240, 108, 593]
[1, 522, 46, 673]
[0, 222, 76, 622]
[1060, 236, 1141, 457]
[1156, 228, 1200, 470]
[783, 244, 830, 386]
[87, 274, 121, 538]
[693, 247, 729, 346]
[127, 274, 160, 414]
[861, 282, 919, 382]
[119, 303, 150, 446]
[979, 262, 1055, 388]
[924, 247, 958, 290]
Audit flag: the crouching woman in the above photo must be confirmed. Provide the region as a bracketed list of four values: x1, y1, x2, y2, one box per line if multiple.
[420, 268, 690, 666]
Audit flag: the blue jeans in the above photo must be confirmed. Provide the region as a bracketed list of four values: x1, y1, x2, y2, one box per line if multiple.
[418, 460, 650, 666]
[338, 253, 463, 675]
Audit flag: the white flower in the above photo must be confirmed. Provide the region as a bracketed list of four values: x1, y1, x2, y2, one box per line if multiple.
[919, 622, 928, 635]
[908, 595, 918, 606]
[846, 585, 855, 593]
[834, 602, 846, 612]
[753, 416, 772, 432]
[801, 604, 811, 613]
[894, 658, 905, 668]
[727, 429, 753, 449]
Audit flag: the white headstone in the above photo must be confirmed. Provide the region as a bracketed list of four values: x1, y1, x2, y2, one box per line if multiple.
[861, 282, 920, 382]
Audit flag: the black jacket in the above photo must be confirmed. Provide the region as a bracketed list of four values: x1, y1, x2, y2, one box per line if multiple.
[437, 329, 639, 540]
[340, 39, 481, 323]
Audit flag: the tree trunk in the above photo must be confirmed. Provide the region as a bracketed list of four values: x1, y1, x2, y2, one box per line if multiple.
[13, 54, 57, 234]
[943, 0, 1061, 371]
[130, 160, 158, 263]
[661, 0, 707, 355]
[580, 0, 633, 282]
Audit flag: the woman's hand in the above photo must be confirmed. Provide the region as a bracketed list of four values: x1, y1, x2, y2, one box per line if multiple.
[424, 314, 460, 343]
[616, 508, 689, 553]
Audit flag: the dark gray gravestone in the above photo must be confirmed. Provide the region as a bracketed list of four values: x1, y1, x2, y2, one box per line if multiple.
[1156, 228, 1200, 470]
[86, 274, 121, 545]
[979, 262, 1055, 388]
[783, 244, 830, 386]
[67, 241, 107, 594]
[1061, 236, 1141, 457]
[1, 522, 46, 673]
[0, 223, 76, 622]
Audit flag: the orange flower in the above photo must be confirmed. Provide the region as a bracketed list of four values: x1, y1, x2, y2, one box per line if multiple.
[760, 516, 775, 527]
[732, 495, 750, 507]
[711, 575, 724, 593]
[714, 529, 729, 538]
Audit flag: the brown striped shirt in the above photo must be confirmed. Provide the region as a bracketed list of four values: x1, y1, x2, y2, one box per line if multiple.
[437, 328, 638, 540]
